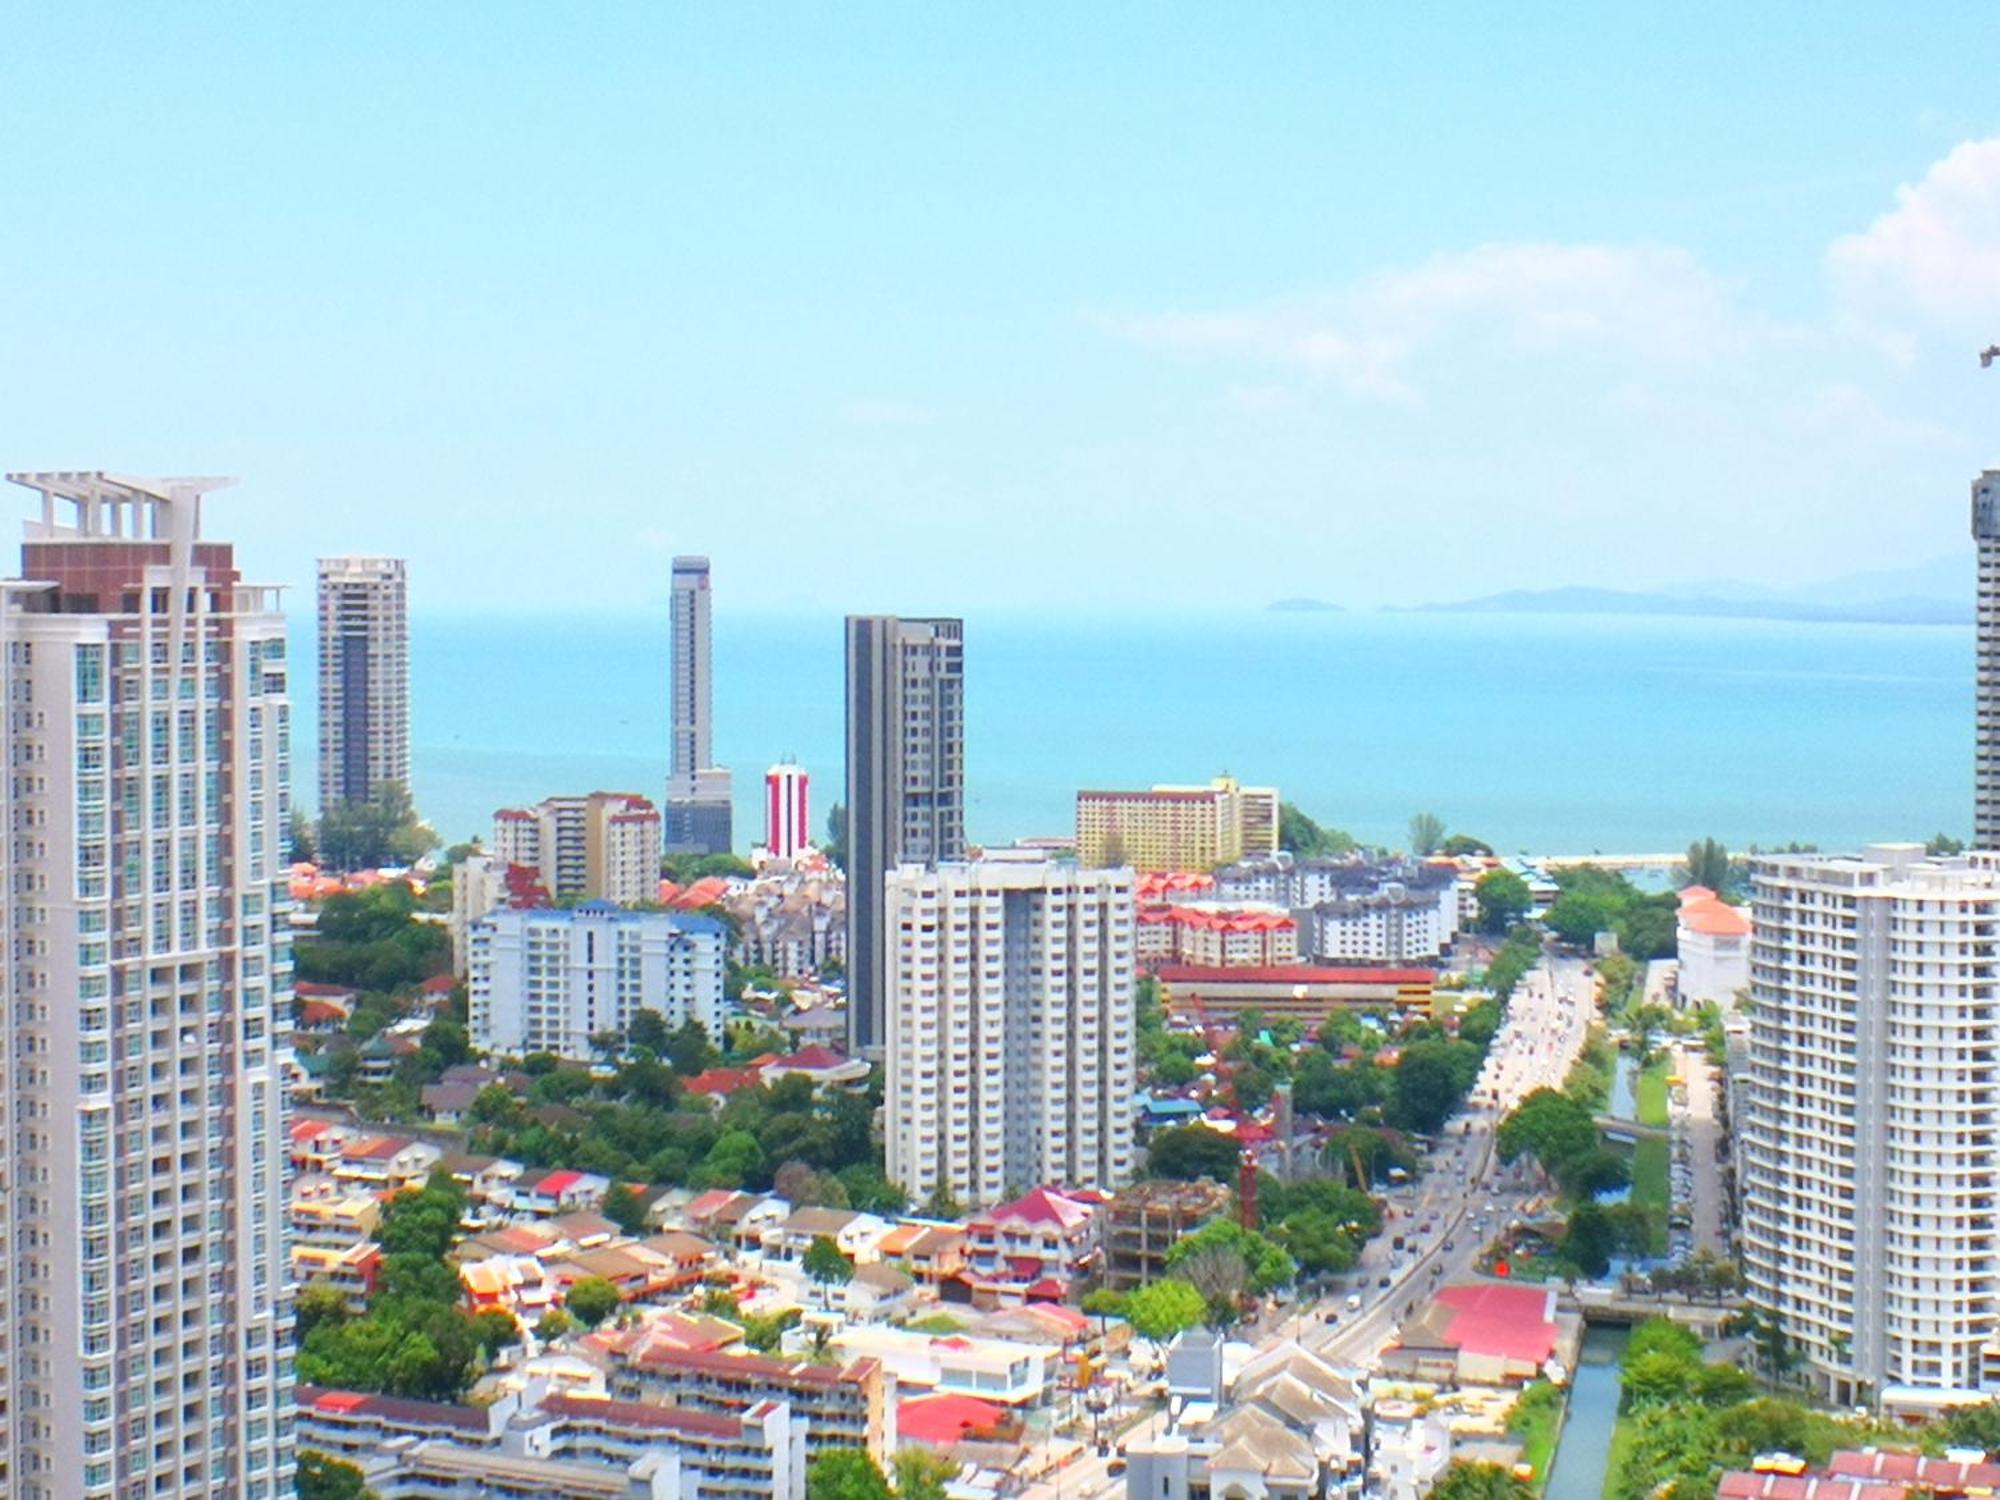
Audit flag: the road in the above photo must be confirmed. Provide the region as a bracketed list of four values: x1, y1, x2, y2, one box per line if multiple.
[1671, 1039, 1728, 1258]
[1023, 956, 1598, 1500]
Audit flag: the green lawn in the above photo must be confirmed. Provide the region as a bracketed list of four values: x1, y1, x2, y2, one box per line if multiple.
[1630, 1136, 1670, 1254]
[1508, 1381, 1567, 1492]
[1635, 1056, 1672, 1129]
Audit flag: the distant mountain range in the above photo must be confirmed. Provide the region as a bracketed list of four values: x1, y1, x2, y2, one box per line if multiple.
[1273, 553, 1976, 626]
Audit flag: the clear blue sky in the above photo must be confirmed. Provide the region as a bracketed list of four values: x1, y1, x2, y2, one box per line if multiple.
[6, 2, 2000, 611]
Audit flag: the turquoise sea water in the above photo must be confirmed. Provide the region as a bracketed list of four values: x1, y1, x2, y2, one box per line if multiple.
[293, 610, 1972, 855]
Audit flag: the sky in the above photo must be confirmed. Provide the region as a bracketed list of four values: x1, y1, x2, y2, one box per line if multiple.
[5, 2, 2000, 614]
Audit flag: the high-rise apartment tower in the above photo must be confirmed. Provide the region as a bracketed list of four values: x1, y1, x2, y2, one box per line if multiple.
[315, 555, 408, 810]
[883, 855, 1136, 1206]
[0, 472, 296, 1498]
[844, 615, 964, 1054]
[666, 556, 732, 855]
[1741, 843, 2000, 1403]
[1975, 473, 2000, 847]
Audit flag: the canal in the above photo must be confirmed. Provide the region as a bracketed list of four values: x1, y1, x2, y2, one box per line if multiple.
[1543, 1325, 1628, 1500]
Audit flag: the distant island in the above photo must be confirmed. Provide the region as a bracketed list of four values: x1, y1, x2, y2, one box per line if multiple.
[1267, 596, 1343, 613]
[1408, 585, 1970, 627]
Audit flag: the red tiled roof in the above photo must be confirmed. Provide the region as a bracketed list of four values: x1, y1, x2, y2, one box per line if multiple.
[341, 1136, 414, 1161]
[971, 1185, 1098, 1233]
[1156, 964, 1435, 985]
[1716, 1475, 1905, 1500]
[533, 1169, 586, 1197]
[683, 1067, 760, 1097]
[421, 974, 457, 993]
[771, 1044, 850, 1072]
[1826, 1451, 2000, 1488]
[1679, 888, 1752, 937]
[1433, 1282, 1559, 1365]
[542, 1392, 742, 1438]
[898, 1393, 1006, 1445]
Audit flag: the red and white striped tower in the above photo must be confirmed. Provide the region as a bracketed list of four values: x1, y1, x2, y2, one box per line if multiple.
[765, 761, 810, 859]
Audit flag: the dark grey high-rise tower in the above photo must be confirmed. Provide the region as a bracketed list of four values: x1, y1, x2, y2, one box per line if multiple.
[845, 615, 965, 1054]
[316, 555, 409, 811]
[1977, 473, 2000, 847]
[667, 556, 733, 854]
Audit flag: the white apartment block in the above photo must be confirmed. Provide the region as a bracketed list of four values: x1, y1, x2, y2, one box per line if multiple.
[764, 761, 810, 861]
[884, 855, 1136, 1208]
[469, 904, 725, 1058]
[1, 473, 295, 1499]
[448, 849, 508, 974]
[1742, 844, 2000, 1404]
[1303, 882, 1459, 964]
[491, 791, 661, 906]
[314, 555, 408, 810]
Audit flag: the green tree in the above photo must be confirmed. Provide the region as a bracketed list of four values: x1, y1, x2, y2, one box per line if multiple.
[807, 1449, 894, 1500]
[297, 1452, 372, 1500]
[668, 1019, 720, 1077]
[1561, 1201, 1615, 1278]
[1408, 811, 1446, 857]
[1475, 869, 1533, 934]
[1165, 1217, 1295, 1325]
[471, 1308, 520, 1359]
[920, 1182, 963, 1220]
[627, 1007, 671, 1055]
[1388, 1038, 1481, 1135]
[1928, 832, 1967, 857]
[535, 1307, 574, 1341]
[1546, 889, 1620, 947]
[894, 1449, 960, 1500]
[601, 1183, 650, 1235]
[1679, 837, 1732, 894]
[803, 1235, 855, 1302]
[296, 1279, 351, 1340]
[287, 806, 319, 865]
[1278, 802, 1357, 857]
[1124, 1277, 1209, 1341]
[1146, 1123, 1240, 1182]
[565, 1276, 622, 1328]
[318, 781, 438, 872]
[824, 803, 848, 868]
[1442, 833, 1493, 856]
[1430, 1462, 1535, 1500]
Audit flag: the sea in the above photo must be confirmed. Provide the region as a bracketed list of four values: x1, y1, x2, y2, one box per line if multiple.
[289, 609, 1974, 856]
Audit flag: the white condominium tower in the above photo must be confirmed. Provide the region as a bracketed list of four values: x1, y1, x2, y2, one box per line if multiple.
[884, 854, 1136, 1208]
[314, 555, 408, 810]
[468, 904, 726, 1058]
[764, 760, 810, 861]
[1975, 472, 2000, 847]
[0, 473, 295, 1498]
[1742, 844, 2000, 1403]
[844, 615, 965, 1055]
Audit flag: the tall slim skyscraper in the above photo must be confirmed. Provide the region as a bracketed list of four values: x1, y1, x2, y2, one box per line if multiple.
[666, 556, 733, 855]
[844, 615, 964, 1054]
[884, 855, 1136, 1207]
[765, 760, 810, 861]
[1742, 843, 2000, 1403]
[669, 556, 711, 778]
[1, 473, 295, 1498]
[1974, 472, 2000, 846]
[315, 555, 408, 811]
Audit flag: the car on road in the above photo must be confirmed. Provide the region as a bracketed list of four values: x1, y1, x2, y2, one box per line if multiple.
[1377, 1275, 1391, 1288]
[1345, 1293, 1363, 1312]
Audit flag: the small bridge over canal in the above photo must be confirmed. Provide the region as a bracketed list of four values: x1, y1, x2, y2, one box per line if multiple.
[1568, 1285, 1740, 1338]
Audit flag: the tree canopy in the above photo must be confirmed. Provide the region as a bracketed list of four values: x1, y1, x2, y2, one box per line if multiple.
[317, 781, 438, 872]
[1146, 1123, 1240, 1182]
[1125, 1277, 1209, 1341]
[1474, 869, 1533, 934]
[1278, 803, 1357, 858]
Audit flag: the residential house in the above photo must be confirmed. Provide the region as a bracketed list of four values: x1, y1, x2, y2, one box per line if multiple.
[598, 1345, 891, 1466]
[879, 1224, 968, 1288]
[334, 1136, 444, 1198]
[509, 1168, 611, 1218]
[961, 1187, 1104, 1301]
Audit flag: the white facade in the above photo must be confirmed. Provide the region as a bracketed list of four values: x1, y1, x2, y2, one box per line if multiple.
[469, 904, 725, 1058]
[314, 554, 408, 811]
[449, 849, 508, 973]
[884, 855, 1136, 1207]
[1742, 844, 2000, 1401]
[1, 472, 295, 1499]
[1303, 882, 1458, 963]
[490, 791, 661, 906]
